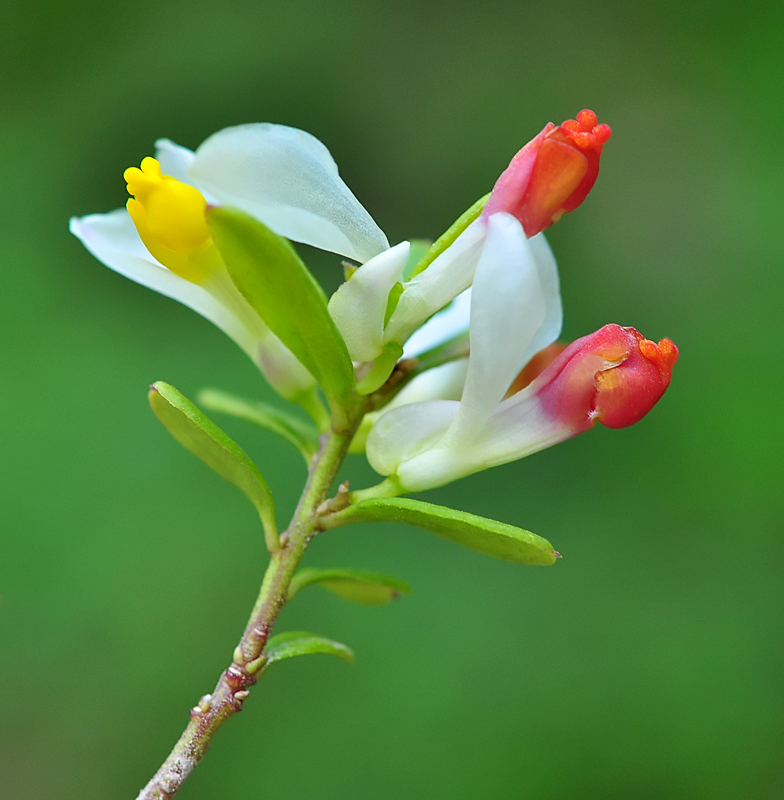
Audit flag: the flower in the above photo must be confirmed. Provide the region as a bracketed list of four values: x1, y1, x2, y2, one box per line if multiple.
[328, 110, 610, 370]
[70, 124, 392, 406]
[366, 320, 678, 493]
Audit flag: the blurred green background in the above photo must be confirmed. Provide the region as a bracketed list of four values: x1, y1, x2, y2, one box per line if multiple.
[2, 0, 782, 797]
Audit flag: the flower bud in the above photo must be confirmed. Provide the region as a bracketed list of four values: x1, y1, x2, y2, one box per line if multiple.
[533, 324, 678, 432]
[484, 109, 612, 237]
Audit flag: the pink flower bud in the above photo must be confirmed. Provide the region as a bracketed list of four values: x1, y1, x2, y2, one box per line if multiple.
[532, 324, 678, 433]
[484, 109, 612, 237]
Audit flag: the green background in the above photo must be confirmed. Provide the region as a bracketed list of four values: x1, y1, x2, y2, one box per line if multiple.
[2, 0, 782, 797]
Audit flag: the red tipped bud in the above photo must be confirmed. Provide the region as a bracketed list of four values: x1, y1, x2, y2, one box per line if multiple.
[484, 110, 612, 237]
[533, 324, 678, 433]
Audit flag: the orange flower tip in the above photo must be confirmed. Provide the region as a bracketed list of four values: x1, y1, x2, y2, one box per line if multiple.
[561, 110, 612, 151]
[639, 336, 679, 381]
[593, 326, 678, 429]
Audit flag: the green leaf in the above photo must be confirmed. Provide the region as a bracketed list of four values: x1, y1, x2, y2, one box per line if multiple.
[197, 388, 319, 464]
[289, 568, 411, 605]
[207, 207, 355, 424]
[264, 632, 355, 666]
[149, 382, 278, 551]
[321, 497, 558, 566]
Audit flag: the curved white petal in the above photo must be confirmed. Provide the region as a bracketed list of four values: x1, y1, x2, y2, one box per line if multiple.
[386, 359, 468, 408]
[523, 232, 563, 365]
[464, 387, 576, 469]
[402, 288, 471, 357]
[350, 359, 468, 455]
[328, 241, 410, 362]
[384, 218, 487, 346]
[396, 447, 485, 492]
[189, 123, 389, 262]
[392, 387, 573, 492]
[70, 209, 261, 356]
[365, 400, 459, 477]
[257, 329, 319, 400]
[441, 213, 548, 447]
[154, 139, 196, 184]
[71, 210, 316, 399]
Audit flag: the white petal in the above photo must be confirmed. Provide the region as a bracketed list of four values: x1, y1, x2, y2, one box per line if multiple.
[384, 218, 487, 346]
[257, 329, 319, 400]
[365, 400, 459, 477]
[463, 388, 576, 468]
[394, 387, 573, 492]
[328, 241, 410, 362]
[154, 139, 196, 183]
[70, 210, 260, 361]
[523, 232, 563, 365]
[350, 359, 468, 455]
[189, 123, 389, 262]
[441, 213, 547, 447]
[385, 359, 468, 408]
[70, 210, 316, 400]
[402, 288, 471, 357]
[396, 447, 484, 492]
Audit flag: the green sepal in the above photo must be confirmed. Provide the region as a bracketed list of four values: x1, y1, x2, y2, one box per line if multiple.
[355, 341, 404, 396]
[321, 497, 558, 566]
[197, 388, 319, 464]
[288, 568, 411, 606]
[149, 381, 278, 552]
[263, 631, 355, 666]
[207, 207, 355, 426]
[408, 193, 490, 279]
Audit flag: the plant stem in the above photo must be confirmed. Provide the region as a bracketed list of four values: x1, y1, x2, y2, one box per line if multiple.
[134, 424, 356, 800]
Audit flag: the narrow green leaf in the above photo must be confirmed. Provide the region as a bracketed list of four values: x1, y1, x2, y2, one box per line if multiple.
[321, 497, 558, 566]
[149, 382, 278, 551]
[207, 207, 355, 422]
[197, 388, 319, 464]
[289, 568, 411, 605]
[264, 632, 355, 666]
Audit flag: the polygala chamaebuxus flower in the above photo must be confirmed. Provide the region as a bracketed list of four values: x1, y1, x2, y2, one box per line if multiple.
[366, 324, 678, 493]
[69, 124, 394, 417]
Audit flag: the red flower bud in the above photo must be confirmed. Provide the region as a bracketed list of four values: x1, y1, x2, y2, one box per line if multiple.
[533, 324, 678, 433]
[484, 109, 612, 237]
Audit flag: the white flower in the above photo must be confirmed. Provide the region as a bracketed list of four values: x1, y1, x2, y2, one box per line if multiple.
[365, 212, 564, 491]
[70, 125, 390, 403]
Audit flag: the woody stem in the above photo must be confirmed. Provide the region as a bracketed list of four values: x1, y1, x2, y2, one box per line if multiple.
[134, 422, 357, 800]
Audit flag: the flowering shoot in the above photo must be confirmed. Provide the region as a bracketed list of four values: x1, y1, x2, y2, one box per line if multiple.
[71, 107, 681, 800]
